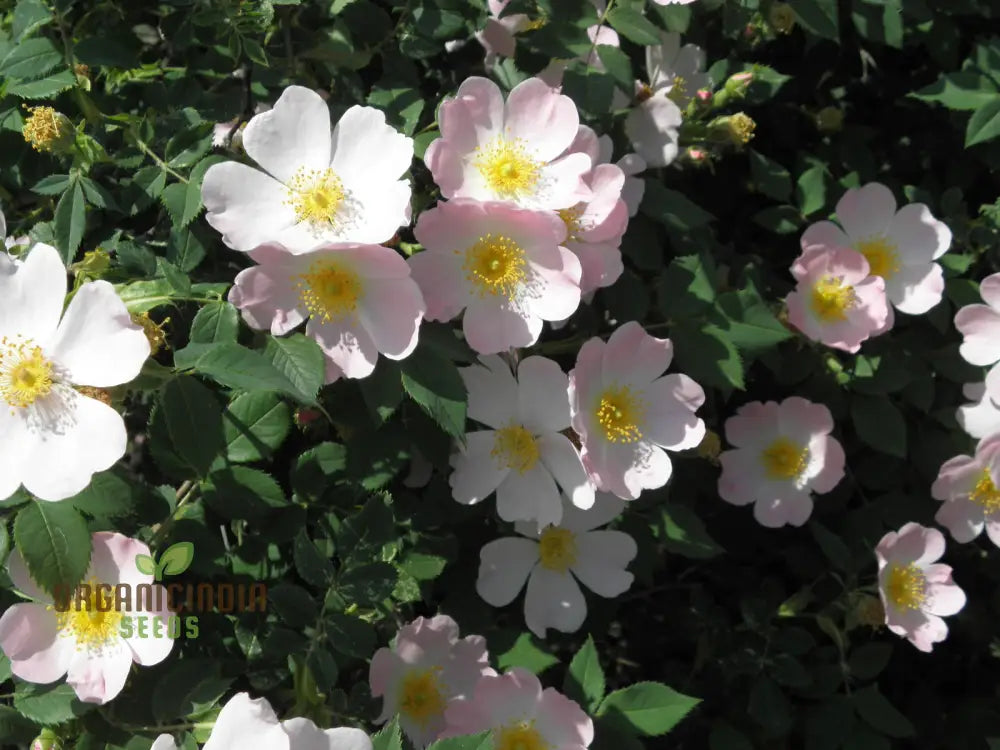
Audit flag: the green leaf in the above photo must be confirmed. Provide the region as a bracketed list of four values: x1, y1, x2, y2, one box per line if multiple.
[851, 0, 903, 49]
[752, 205, 802, 234]
[159, 376, 226, 476]
[606, 6, 662, 45]
[796, 164, 831, 216]
[400, 346, 468, 439]
[563, 636, 606, 712]
[223, 392, 292, 463]
[13, 681, 89, 725]
[190, 302, 239, 344]
[597, 44, 634, 93]
[167, 227, 209, 273]
[203, 466, 288, 520]
[0, 705, 38, 744]
[293, 529, 336, 589]
[672, 321, 745, 391]
[372, 716, 404, 750]
[562, 63, 616, 117]
[713, 290, 793, 355]
[851, 395, 907, 458]
[185, 343, 312, 402]
[135, 553, 156, 576]
[788, 0, 839, 41]
[263, 334, 326, 404]
[851, 686, 915, 738]
[338, 561, 398, 606]
[7, 69, 76, 99]
[657, 254, 717, 319]
[158, 541, 195, 577]
[270, 583, 319, 628]
[641, 182, 715, 232]
[966, 97, 1000, 147]
[910, 74, 999, 111]
[658, 504, 724, 559]
[12, 0, 53, 41]
[400, 552, 447, 581]
[426, 733, 493, 750]
[367, 87, 425, 136]
[54, 181, 86, 263]
[32, 174, 72, 196]
[597, 682, 701, 736]
[13, 501, 92, 595]
[325, 611, 377, 659]
[749, 150, 792, 202]
[360, 359, 404, 426]
[497, 632, 559, 673]
[0, 37, 61, 79]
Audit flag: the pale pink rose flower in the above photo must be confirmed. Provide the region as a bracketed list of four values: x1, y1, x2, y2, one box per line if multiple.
[369, 615, 493, 748]
[785, 246, 890, 352]
[537, 25, 622, 88]
[0, 243, 149, 502]
[718, 397, 845, 527]
[409, 199, 582, 353]
[150, 736, 178, 750]
[569, 321, 706, 500]
[625, 32, 709, 167]
[423, 77, 592, 210]
[956, 381, 1000, 440]
[876, 523, 966, 653]
[212, 102, 272, 148]
[801, 183, 951, 322]
[932, 434, 1000, 546]
[477, 0, 531, 65]
[199, 692, 372, 750]
[0, 532, 173, 705]
[442, 668, 593, 750]
[228, 242, 424, 383]
[554, 126, 629, 294]
[451, 355, 594, 528]
[598, 135, 646, 216]
[955, 273, 1000, 404]
[202, 86, 413, 253]
[477, 492, 635, 638]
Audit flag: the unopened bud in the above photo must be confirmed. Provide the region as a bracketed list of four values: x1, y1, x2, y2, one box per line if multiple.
[769, 3, 797, 34]
[22, 106, 75, 154]
[696, 430, 722, 463]
[71, 248, 112, 278]
[131, 312, 169, 356]
[295, 407, 322, 428]
[708, 113, 756, 147]
[816, 106, 844, 134]
[685, 147, 710, 165]
[32, 729, 63, 750]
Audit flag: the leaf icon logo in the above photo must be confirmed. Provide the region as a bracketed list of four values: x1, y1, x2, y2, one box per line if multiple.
[136, 542, 195, 581]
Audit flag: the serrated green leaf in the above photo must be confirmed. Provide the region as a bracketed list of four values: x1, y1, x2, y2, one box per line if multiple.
[400, 347, 467, 439]
[223, 391, 292, 462]
[203, 466, 288, 520]
[564, 636, 606, 712]
[966, 97, 1000, 147]
[54, 181, 86, 263]
[8, 69, 76, 99]
[606, 6, 662, 45]
[0, 37, 61, 79]
[190, 302, 239, 344]
[851, 395, 907, 458]
[263, 334, 326, 404]
[788, 0, 839, 41]
[13, 501, 92, 595]
[598, 682, 700, 736]
[159, 376, 225, 476]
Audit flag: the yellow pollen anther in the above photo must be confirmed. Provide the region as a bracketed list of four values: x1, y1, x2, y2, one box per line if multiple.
[473, 137, 542, 200]
[885, 563, 926, 611]
[286, 167, 346, 230]
[492, 425, 541, 473]
[970, 468, 1000, 513]
[0, 337, 54, 409]
[297, 260, 363, 323]
[558, 206, 585, 241]
[22, 106, 72, 153]
[595, 386, 644, 444]
[636, 83, 655, 104]
[53, 578, 123, 651]
[132, 312, 169, 355]
[856, 237, 901, 280]
[464, 234, 527, 300]
[497, 722, 549, 750]
[761, 437, 809, 480]
[399, 668, 446, 725]
[810, 275, 857, 322]
[666, 76, 689, 105]
[538, 527, 577, 573]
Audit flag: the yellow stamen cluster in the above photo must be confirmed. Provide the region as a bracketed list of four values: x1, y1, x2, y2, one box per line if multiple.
[810, 276, 857, 322]
[538, 527, 577, 573]
[558, 206, 585, 242]
[132, 312, 169, 356]
[492, 425, 541, 474]
[296, 260, 363, 323]
[52, 578, 123, 652]
[22, 106, 73, 153]
[286, 167, 346, 229]
[760, 437, 809, 480]
[0, 337, 54, 409]
[697, 430, 723, 464]
[399, 668, 446, 725]
[970, 468, 1000, 513]
[496, 722, 549, 750]
[473, 137, 542, 200]
[636, 83, 655, 105]
[666, 76, 689, 106]
[728, 112, 756, 144]
[463, 234, 527, 300]
[885, 563, 927, 612]
[856, 237, 901, 280]
[595, 386, 644, 444]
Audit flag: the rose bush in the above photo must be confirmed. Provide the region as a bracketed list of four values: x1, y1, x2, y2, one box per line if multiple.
[0, 0, 999, 748]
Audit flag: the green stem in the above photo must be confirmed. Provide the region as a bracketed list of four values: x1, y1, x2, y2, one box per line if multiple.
[134, 138, 189, 184]
[584, 0, 617, 66]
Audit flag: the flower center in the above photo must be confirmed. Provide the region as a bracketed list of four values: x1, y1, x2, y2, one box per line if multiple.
[474, 137, 542, 200]
[558, 206, 585, 242]
[464, 234, 528, 300]
[53, 579, 123, 652]
[0, 337, 54, 409]
[496, 722, 548, 750]
[856, 237, 900, 279]
[885, 563, 926, 611]
[296, 259, 363, 323]
[22, 105, 70, 152]
[810, 275, 857, 322]
[399, 668, 446, 726]
[595, 386, 645, 444]
[666, 76, 688, 106]
[970, 468, 1000, 513]
[636, 83, 654, 104]
[492, 425, 540, 473]
[760, 437, 809, 480]
[286, 167, 346, 229]
[538, 527, 577, 573]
